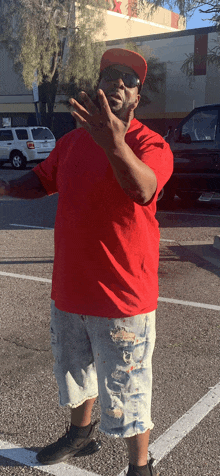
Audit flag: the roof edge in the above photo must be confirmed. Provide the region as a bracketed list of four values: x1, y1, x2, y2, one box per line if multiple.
[106, 25, 218, 45]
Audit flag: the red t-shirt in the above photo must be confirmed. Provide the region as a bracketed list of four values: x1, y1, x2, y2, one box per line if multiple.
[33, 118, 173, 318]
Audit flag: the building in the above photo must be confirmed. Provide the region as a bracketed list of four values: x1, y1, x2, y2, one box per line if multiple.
[1, 6, 219, 138]
[0, 1, 185, 137]
[101, 0, 185, 40]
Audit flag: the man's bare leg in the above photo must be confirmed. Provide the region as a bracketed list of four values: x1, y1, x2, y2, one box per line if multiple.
[125, 429, 150, 466]
[70, 397, 97, 427]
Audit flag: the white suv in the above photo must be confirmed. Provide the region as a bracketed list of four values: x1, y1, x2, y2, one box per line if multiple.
[0, 126, 56, 169]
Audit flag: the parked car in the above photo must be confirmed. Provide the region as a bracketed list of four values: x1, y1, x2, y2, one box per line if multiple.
[159, 104, 220, 204]
[0, 126, 56, 170]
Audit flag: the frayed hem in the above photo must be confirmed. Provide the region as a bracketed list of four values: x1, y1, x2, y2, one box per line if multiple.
[59, 394, 99, 409]
[99, 423, 154, 439]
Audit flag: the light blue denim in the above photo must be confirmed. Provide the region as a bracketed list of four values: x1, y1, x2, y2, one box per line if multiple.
[50, 300, 156, 438]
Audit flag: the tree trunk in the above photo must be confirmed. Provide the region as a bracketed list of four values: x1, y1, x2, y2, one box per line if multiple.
[39, 70, 59, 131]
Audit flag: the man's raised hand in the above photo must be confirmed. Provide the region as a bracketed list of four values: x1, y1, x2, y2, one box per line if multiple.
[69, 90, 134, 151]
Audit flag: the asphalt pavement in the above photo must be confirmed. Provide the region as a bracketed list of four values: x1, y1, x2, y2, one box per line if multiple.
[0, 164, 219, 476]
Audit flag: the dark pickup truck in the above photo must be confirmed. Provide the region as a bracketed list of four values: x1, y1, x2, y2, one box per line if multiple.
[159, 104, 220, 204]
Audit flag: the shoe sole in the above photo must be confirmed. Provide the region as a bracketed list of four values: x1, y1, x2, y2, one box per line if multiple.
[36, 439, 102, 465]
[75, 439, 102, 457]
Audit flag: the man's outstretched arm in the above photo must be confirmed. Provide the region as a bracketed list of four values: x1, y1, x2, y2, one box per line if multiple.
[0, 170, 48, 199]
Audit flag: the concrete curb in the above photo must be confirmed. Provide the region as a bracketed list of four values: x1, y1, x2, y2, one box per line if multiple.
[213, 235, 220, 251]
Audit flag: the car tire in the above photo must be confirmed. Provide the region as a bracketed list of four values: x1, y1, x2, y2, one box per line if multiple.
[157, 183, 176, 208]
[11, 152, 27, 170]
[177, 191, 201, 203]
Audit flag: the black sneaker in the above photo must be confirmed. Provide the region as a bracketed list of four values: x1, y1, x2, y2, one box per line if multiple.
[36, 421, 101, 465]
[127, 458, 156, 476]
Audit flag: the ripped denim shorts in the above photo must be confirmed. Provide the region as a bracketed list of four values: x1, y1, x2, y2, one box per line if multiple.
[50, 300, 156, 438]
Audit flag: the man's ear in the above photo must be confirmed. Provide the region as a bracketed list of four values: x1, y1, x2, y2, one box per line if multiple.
[134, 94, 141, 110]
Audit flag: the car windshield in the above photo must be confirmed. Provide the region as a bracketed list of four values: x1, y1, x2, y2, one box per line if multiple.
[31, 128, 54, 140]
[182, 110, 218, 142]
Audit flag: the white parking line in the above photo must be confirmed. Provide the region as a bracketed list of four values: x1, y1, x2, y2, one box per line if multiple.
[118, 382, 220, 475]
[1, 271, 220, 311]
[0, 271, 51, 283]
[149, 382, 220, 465]
[0, 440, 99, 476]
[1, 383, 219, 475]
[10, 224, 53, 230]
[158, 296, 220, 311]
[160, 239, 176, 242]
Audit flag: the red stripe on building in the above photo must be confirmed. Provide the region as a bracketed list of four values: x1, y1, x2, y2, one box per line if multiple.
[194, 34, 208, 75]
[171, 12, 179, 29]
[128, 0, 137, 17]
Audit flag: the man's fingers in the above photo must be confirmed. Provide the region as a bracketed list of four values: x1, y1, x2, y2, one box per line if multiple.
[97, 89, 112, 119]
[69, 98, 90, 120]
[70, 94, 101, 123]
[70, 93, 99, 116]
[71, 111, 90, 132]
[79, 92, 100, 115]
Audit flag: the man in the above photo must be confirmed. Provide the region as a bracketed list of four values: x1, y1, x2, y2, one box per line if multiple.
[0, 49, 173, 476]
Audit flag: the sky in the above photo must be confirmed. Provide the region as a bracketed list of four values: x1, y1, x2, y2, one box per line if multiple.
[164, 3, 214, 30]
[185, 8, 214, 30]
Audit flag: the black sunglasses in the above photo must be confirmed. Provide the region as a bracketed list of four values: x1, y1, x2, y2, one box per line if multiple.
[101, 67, 141, 90]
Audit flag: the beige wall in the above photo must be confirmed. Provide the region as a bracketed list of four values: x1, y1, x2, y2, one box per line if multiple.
[0, 48, 31, 97]
[0, 46, 34, 113]
[132, 2, 185, 30]
[102, 1, 186, 42]
[104, 11, 184, 41]
[83, 1, 185, 43]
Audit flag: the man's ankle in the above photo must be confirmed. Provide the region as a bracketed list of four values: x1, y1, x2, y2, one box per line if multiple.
[70, 422, 92, 437]
[128, 462, 151, 476]
[71, 422, 91, 428]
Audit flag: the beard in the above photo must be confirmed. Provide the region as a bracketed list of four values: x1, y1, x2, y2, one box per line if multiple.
[93, 88, 137, 122]
[106, 95, 135, 122]
[107, 97, 123, 115]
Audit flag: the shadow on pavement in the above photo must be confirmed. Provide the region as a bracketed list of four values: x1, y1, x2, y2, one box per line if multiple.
[159, 242, 220, 280]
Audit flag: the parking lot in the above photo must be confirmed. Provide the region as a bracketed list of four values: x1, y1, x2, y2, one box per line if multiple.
[0, 164, 220, 476]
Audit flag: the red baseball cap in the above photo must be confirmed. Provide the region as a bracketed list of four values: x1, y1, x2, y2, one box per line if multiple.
[100, 48, 147, 85]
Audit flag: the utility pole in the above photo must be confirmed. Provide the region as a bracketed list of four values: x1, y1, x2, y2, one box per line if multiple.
[32, 71, 41, 125]
[62, 1, 76, 66]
